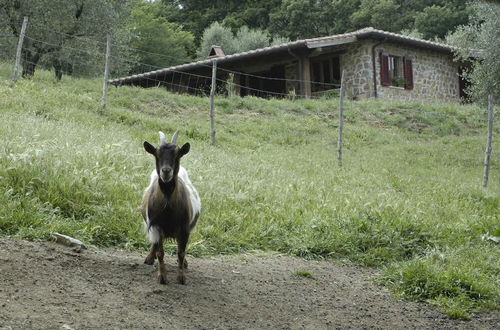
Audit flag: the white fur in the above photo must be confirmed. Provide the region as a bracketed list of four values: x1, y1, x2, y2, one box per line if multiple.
[178, 166, 201, 224]
[146, 222, 161, 244]
[144, 170, 161, 244]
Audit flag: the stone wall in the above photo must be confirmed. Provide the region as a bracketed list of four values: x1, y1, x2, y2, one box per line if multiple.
[339, 40, 461, 102]
[376, 42, 460, 102]
[340, 41, 374, 99]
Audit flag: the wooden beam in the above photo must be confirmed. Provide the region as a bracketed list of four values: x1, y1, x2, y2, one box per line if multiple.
[309, 47, 347, 58]
[301, 56, 312, 98]
[209, 61, 217, 145]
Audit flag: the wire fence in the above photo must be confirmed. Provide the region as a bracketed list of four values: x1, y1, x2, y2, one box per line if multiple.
[6, 20, 343, 97]
[24, 21, 344, 93]
[0, 19, 344, 152]
[0, 21, 476, 115]
[1, 18, 495, 180]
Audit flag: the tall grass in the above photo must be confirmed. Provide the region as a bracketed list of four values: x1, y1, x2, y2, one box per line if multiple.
[0, 63, 498, 318]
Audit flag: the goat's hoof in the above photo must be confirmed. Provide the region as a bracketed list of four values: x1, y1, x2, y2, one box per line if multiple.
[157, 273, 167, 285]
[144, 257, 155, 265]
[177, 274, 186, 285]
[178, 258, 188, 269]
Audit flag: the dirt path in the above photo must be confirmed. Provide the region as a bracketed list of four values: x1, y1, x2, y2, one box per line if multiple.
[0, 238, 497, 329]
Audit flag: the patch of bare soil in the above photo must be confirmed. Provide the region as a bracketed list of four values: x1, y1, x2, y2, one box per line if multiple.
[0, 238, 497, 329]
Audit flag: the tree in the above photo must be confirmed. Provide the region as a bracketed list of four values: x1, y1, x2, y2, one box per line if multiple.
[196, 22, 236, 58]
[448, 1, 500, 102]
[346, 0, 470, 40]
[351, 0, 402, 32]
[197, 22, 290, 58]
[0, 0, 131, 79]
[233, 26, 271, 53]
[221, 0, 283, 32]
[414, 2, 469, 40]
[162, 0, 282, 44]
[126, 0, 195, 73]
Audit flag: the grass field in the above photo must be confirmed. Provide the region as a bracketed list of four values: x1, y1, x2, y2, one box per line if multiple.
[0, 64, 498, 319]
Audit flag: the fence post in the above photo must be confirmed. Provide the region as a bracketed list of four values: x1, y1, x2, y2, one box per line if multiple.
[101, 34, 111, 109]
[12, 16, 28, 83]
[483, 94, 494, 188]
[337, 70, 346, 165]
[209, 60, 217, 145]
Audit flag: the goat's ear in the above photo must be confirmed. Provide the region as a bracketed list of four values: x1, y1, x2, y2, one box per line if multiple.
[143, 141, 156, 155]
[178, 143, 190, 157]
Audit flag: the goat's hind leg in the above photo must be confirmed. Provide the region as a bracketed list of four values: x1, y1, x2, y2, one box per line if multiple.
[144, 243, 157, 265]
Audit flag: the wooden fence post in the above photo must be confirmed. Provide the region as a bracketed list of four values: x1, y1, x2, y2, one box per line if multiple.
[483, 94, 494, 188]
[209, 60, 217, 145]
[12, 16, 28, 83]
[101, 34, 111, 109]
[337, 70, 346, 165]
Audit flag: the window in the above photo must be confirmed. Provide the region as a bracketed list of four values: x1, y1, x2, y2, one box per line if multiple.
[388, 56, 404, 87]
[380, 53, 413, 90]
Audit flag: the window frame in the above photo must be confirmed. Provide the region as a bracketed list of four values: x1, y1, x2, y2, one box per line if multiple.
[380, 52, 414, 90]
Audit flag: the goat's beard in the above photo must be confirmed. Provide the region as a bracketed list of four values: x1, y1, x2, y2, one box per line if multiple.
[160, 173, 173, 183]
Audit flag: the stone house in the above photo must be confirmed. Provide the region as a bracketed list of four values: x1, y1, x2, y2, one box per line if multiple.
[111, 27, 467, 103]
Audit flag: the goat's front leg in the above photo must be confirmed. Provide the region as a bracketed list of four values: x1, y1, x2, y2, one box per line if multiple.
[156, 240, 167, 284]
[176, 233, 189, 284]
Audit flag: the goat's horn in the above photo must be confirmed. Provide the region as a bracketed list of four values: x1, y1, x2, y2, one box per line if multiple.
[159, 131, 166, 145]
[171, 130, 179, 144]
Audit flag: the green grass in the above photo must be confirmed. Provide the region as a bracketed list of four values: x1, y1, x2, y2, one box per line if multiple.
[294, 269, 315, 279]
[0, 63, 498, 318]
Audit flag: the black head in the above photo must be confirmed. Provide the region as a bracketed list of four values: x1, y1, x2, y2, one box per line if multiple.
[144, 131, 190, 184]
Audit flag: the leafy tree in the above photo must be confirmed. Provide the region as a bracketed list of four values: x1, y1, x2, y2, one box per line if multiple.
[196, 22, 237, 58]
[269, 0, 360, 40]
[448, 1, 500, 102]
[343, 0, 470, 40]
[399, 28, 424, 39]
[0, 0, 132, 79]
[222, 0, 283, 32]
[414, 2, 470, 40]
[163, 0, 283, 44]
[351, 0, 402, 32]
[162, 0, 240, 43]
[165, 0, 471, 45]
[233, 26, 271, 53]
[126, 0, 195, 73]
[197, 22, 289, 58]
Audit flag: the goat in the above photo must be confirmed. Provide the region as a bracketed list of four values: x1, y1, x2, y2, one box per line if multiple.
[141, 130, 201, 284]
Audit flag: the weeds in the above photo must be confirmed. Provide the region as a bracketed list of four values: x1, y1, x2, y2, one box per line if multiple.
[294, 269, 315, 279]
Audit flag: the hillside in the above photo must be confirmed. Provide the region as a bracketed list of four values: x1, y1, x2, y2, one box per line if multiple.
[0, 65, 499, 320]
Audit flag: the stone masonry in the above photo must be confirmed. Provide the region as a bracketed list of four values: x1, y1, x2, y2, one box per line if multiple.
[337, 40, 461, 102]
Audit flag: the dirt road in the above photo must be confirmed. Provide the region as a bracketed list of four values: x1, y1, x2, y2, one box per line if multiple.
[0, 238, 497, 329]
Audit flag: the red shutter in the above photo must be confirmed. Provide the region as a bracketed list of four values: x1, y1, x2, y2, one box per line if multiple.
[380, 53, 390, 86]
[404, 57, 413, 90]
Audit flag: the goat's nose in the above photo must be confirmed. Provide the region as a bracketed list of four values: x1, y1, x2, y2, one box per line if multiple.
[162, 168, 172, 175]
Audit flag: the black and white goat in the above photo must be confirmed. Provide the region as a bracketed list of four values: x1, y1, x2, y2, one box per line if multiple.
[141, 130, 201, 284]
